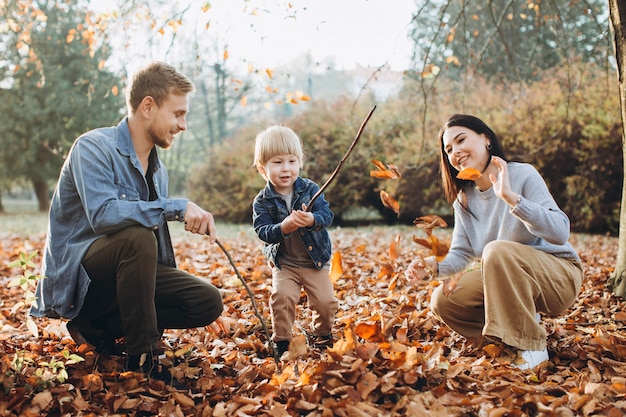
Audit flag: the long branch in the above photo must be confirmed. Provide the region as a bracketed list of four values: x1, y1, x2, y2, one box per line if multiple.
[305, 105, 377, 212]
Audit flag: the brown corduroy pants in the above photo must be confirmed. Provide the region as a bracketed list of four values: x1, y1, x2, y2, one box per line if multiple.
[270, 264, 338, 342]
[430, 240, 583, 351]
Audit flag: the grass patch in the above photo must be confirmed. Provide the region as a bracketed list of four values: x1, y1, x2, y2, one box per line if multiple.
[0, 198, 256, 240]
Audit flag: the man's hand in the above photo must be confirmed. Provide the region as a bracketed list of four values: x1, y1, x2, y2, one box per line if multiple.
[184, 202, 217, 244]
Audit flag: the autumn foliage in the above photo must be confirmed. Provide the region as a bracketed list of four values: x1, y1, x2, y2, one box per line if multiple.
[1, 225, 625, 415]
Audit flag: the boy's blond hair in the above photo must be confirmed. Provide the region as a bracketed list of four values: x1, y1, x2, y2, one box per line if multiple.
[254, 126, 304, 176]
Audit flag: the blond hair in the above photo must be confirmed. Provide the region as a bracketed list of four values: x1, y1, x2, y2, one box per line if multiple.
[127, 61, 195, 115]
[254, 126, 304, 175]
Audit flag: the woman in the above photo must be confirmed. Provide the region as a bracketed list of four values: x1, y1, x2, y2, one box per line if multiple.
[405, 114, 583, 370]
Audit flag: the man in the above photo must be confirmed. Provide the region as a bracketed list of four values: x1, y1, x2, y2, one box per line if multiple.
[30, 62, 223, 381]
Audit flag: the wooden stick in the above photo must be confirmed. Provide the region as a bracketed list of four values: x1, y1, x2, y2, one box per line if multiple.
[304, 105, 377, 212]
[214, 239, 279, 365]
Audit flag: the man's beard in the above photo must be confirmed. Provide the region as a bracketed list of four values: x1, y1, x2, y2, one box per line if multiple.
[148, 126, 173, 149]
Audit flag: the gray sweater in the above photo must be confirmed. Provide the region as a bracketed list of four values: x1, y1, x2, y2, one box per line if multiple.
[438, 162, 580, 277]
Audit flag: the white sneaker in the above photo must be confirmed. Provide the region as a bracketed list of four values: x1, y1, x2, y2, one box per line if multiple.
[515, 349, 549, 370]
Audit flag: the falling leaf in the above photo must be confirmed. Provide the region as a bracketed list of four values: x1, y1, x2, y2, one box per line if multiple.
[240, 96, 247, 107]
[380, 190, 400, 216]
[413, 215, 448, 229]
[111, 85, 119, 96]
[223, 49, 229, 60]
[446, 27, 456, 43]
[456, 167, 482, 181]
[370, 160, 401, 179]
[390, 234, 401, 260]
[266, 68, 273, 79]
[329, 251, 343, 283]
[412, 234, 449, 261]
[66, 29, 76, 43]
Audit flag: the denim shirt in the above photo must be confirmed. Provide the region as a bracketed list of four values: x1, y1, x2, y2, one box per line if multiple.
[252, 177, 334, 270]
[30, 118, 188, 320]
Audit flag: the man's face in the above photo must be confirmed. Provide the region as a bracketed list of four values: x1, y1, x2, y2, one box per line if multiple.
[147, 93, 189, 149]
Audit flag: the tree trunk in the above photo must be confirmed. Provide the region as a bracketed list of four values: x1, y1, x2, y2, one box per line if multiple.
[32, 178, 50, 213]
[608, 0, 626, 297]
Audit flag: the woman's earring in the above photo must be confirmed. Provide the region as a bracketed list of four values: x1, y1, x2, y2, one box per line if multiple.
[486, 142, 492, 150]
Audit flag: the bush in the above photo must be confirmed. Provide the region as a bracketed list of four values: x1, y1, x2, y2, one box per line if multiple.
[188, 60, 622, 234]
[187, 126, 265, 224]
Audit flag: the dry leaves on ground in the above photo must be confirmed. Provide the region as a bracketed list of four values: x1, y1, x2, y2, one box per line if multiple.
[0, 229, 625, 416]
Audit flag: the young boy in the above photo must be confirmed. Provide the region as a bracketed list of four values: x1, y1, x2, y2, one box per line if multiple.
[252, 125, 338, 357]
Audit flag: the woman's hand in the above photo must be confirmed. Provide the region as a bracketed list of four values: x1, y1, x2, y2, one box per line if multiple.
[405, 256, 437, 284]
[489, 156, 519, 207]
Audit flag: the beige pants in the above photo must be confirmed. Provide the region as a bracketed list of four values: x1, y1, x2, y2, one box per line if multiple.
[271, 264, 339, 342]
[430, 240, 583, 351]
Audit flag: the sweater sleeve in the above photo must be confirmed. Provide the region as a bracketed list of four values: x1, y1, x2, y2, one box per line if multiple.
[509, 164, 571, 245]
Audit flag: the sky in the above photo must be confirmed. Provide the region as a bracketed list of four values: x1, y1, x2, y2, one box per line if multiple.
[180, 0, 417, 71]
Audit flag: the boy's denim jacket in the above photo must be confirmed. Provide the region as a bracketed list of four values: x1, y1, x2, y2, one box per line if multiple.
[252, 177, 333, 270]
[30, 118, 187, 320]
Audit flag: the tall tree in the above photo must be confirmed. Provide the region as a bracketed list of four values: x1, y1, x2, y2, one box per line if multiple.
[408, 0, 607, 83]
[608, 0, 626, 298]
[0, 0, 124, 211]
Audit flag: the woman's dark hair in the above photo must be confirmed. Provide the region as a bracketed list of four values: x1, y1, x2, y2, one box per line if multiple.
[438, 114, 507, 207]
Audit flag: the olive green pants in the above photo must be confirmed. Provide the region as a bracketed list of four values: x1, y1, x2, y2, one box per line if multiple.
[76, 226, 223, 355]
[430, 240, 583, 351]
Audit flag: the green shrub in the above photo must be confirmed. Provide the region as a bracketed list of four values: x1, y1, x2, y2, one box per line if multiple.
[188, 61, 622, 234]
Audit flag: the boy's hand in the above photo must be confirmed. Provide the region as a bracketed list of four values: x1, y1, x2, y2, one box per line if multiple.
[281, 204, 314, 234]
[290, 208, 314, 228]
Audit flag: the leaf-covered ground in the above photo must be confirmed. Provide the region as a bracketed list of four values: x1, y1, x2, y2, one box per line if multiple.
[0, 227, 624, 416]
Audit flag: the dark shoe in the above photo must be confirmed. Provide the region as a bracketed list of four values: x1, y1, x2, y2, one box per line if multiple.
[275, 340, 290, 358]
[67, 321, 124, 355]
[127, 352, 186, 390]
[307, 333, 334, 350]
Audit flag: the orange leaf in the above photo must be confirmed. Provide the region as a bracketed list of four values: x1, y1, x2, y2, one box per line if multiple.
[354, 322, 382, 342]
[456, 167, 481, 180]
[380, 190, 400, 216]
[240, 96, 247, 107]
[377, 263, 395, 279]
[412, 236, 432, 250]
[389, 234, 401, 260]
[329, 251, 343, 283]
[370, 160, 401, 179]
[265, 68, 273, 79]
[482, 343, 503, 358]
[413, 214, 447, 229]
[223, 49, 229, 60]
[66, 29, 76, 43]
